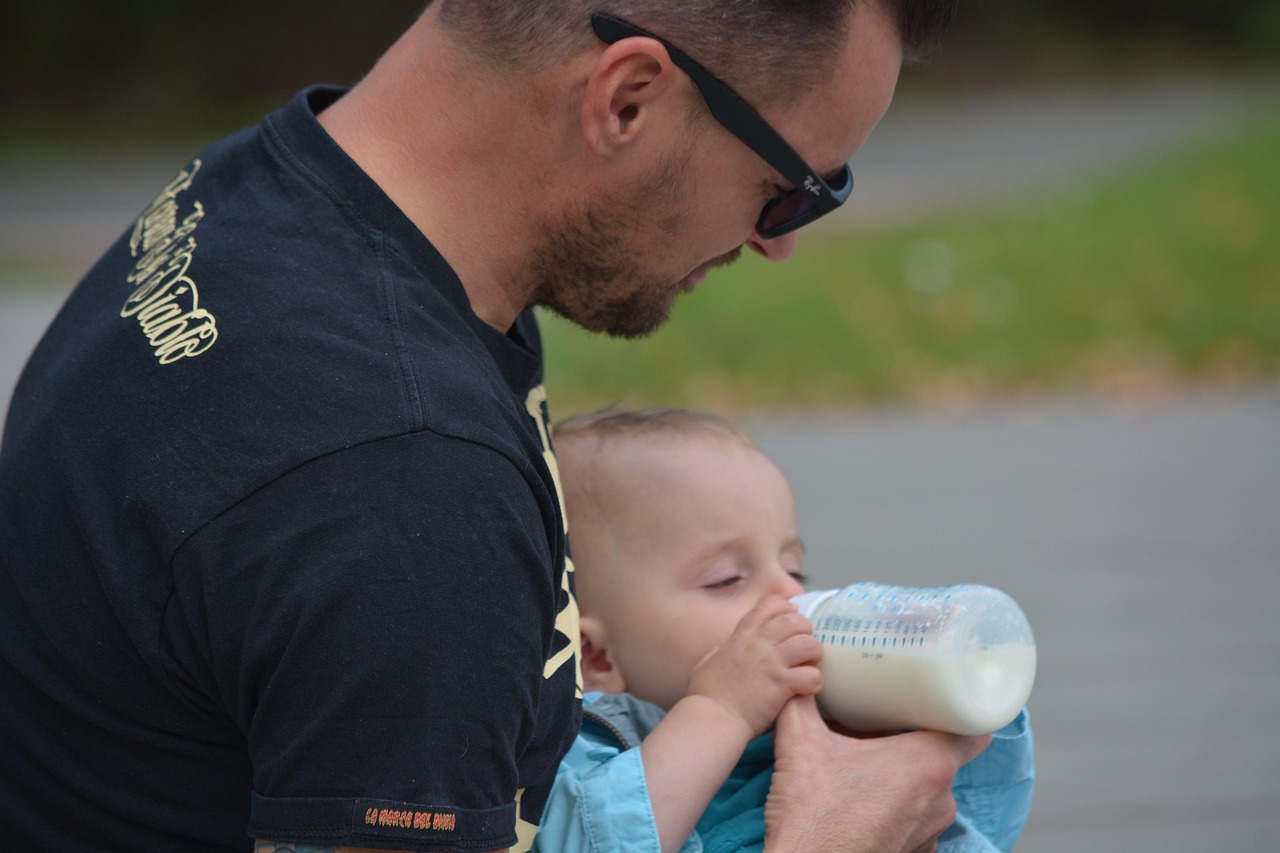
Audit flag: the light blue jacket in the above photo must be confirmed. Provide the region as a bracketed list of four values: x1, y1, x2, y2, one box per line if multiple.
[533, 692, 1034, 853]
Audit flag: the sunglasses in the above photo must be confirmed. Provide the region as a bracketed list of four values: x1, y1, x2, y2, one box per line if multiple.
[591, 13, 854, 239]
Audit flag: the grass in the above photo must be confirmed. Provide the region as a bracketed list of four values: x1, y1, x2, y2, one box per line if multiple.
[539, 108, 1280, 416]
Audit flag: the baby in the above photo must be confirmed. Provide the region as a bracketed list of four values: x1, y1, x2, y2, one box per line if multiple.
[535, 407, 1034, 853]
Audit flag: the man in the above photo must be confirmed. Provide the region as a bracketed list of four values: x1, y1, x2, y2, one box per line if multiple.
[0, 1, 982, 852]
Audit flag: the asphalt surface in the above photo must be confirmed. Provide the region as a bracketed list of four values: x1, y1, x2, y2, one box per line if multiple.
[3, 73, 1279, 851]
[751, 389, 1280, 853]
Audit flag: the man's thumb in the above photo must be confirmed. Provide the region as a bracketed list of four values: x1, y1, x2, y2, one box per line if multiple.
[776, 694, 825, 738]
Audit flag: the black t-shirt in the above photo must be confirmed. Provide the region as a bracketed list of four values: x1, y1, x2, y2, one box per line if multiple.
[0, 87, 581, 852]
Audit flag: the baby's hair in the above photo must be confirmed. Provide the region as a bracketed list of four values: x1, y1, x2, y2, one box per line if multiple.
[553, 407, 766, 600]
[553, 405, 756, 449]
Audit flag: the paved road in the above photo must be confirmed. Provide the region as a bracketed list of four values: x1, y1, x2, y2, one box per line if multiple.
[751, 390, 1280, 852]
[3, 74, 1279, 851]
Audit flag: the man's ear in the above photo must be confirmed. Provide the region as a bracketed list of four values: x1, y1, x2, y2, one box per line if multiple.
[580, 615, 627, 694]
[581, 38, 680, 155]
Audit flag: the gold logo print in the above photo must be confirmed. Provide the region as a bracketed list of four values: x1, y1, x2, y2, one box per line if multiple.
[525, 385, 582, 696]
[512, 388, 583, 851]
[123, 160, 218, 364]
[513, 787, 538, 852]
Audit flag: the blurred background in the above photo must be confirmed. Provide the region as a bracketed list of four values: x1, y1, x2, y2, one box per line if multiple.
[2, 2, 1278, 850]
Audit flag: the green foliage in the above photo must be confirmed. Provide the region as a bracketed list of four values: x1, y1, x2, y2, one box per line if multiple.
[539, 110, 1280, 414]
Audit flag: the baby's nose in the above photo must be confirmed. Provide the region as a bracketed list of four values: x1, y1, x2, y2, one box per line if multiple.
[773, 572, 806, 600]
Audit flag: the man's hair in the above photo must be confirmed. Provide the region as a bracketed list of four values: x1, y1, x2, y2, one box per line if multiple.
[436, 0, 957, 103]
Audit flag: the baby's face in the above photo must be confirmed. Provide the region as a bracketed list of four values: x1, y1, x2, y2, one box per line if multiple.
[580, 436, 807, 711]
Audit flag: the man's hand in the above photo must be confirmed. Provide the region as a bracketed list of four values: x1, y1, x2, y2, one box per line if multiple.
[764, 696, 991, 853]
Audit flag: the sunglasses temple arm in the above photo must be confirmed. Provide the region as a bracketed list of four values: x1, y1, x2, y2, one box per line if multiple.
[670, 56, 830, 198]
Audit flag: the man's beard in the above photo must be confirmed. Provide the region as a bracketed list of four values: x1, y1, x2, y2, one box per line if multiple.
[530, 148, 740, 340]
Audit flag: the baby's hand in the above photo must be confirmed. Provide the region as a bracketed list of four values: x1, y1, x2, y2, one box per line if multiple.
[686, 598, 823, 738]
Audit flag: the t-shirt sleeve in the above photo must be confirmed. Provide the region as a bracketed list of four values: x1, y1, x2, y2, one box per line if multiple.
[164, 430, 563, 851]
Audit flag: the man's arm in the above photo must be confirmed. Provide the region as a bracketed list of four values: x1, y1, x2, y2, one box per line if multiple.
[188, 435, 567, 853]
[764, 697, 992, 853]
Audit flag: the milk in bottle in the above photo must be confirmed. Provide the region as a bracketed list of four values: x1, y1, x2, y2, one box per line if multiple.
[792, 583, 1036, 736]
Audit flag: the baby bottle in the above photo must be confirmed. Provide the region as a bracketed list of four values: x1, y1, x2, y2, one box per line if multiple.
[791, 583, 1036, 736]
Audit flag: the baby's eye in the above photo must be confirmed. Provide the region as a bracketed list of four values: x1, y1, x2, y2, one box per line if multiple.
[704, 575, 744, 591]
[789, 571, 811, 587]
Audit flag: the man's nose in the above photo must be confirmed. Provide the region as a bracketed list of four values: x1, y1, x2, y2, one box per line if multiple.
[747, 229, 799, 262]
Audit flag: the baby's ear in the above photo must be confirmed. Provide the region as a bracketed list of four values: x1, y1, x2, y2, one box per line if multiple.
[580, 616, 627, 694]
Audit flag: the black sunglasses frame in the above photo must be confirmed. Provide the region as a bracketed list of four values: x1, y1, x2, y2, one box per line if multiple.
[591, 12, 853, 238]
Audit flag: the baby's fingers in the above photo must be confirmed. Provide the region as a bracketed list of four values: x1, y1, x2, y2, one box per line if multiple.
[779, 653, 824, 696]
[732, 597, 800, 634]
[777, 630, 823, 668]
[756, 608, 818, 646]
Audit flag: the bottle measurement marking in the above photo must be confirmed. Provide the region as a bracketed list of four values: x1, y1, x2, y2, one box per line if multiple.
[820, 633, 930, 649]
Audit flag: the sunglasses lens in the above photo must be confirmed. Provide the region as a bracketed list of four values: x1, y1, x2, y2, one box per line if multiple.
[828, 165, 852, 195]
[757, 166, 852, 237]
[758, 190, 817, 235]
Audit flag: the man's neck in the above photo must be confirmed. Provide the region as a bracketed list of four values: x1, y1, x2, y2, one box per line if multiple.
[317, 8, 583, 331]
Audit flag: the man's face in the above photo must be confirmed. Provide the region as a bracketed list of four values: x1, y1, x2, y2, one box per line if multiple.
[530, 137, 734, 339]
[539, 4, 903, 339]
